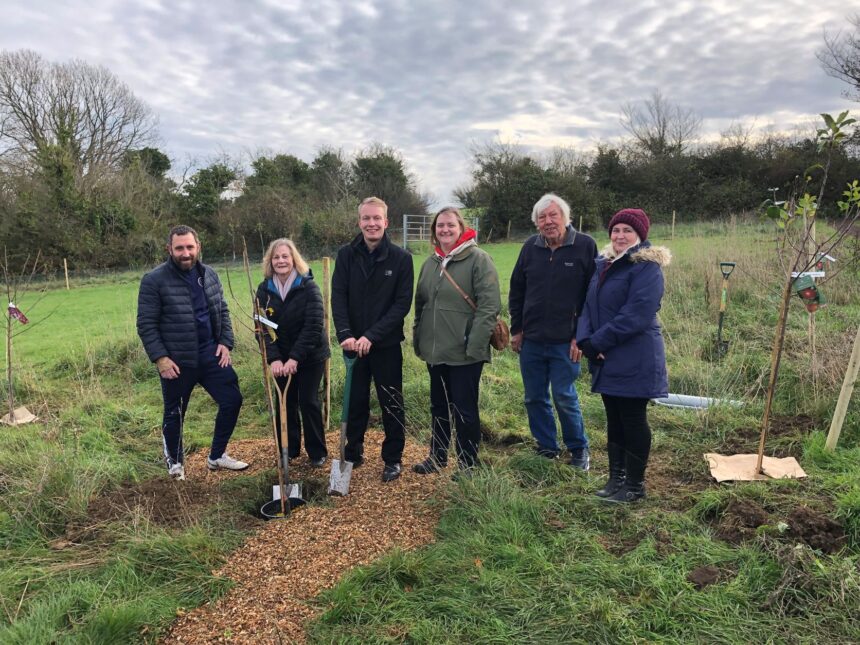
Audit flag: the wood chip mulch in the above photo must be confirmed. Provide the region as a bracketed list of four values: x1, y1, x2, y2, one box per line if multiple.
[161, 429, 448, 644]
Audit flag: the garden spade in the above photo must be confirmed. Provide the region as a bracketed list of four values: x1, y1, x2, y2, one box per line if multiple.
[328, 352, 357, 496]
[261, 374, 306, 519]
[716, 261, 735, 358]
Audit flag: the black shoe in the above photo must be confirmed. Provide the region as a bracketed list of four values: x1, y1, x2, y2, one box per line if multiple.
[568, 448, 590, 471]
[382, 462, 402, 482]
[413, 458, 446, 475]
[309, 456, 327, 467]
[594, 473, 625, 498]
[534, 446, 559, 460]
[603, 482, 646, 503]
[347, 455, 364, 468]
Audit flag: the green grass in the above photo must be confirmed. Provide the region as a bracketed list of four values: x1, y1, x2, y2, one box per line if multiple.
[1, 220, 859, 642]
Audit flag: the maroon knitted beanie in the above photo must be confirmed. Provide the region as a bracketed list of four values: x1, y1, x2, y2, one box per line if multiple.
[608, 208, 650, 241]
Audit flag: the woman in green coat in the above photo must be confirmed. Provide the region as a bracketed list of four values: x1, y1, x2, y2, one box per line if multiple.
[412, 207, 501, 475]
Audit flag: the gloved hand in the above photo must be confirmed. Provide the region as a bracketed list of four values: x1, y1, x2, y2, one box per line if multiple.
[579, 339, 603, 365]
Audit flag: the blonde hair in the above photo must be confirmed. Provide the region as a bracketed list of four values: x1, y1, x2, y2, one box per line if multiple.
[262, 238, 309, 278]
[430, 206, 467, 246]
[358, 196, 388, 217]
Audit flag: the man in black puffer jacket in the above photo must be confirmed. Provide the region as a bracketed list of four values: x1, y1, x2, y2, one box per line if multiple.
[137, 225, 246, 480]
[332, 197, 414, 482]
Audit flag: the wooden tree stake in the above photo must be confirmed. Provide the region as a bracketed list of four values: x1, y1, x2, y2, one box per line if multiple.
[826, 325, 860, 452]
[322, 256, 332, 430]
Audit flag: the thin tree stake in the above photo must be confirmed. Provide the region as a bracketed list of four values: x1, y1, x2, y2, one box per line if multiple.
[826, 325, 860, 452]
[322, 256, 331, 430]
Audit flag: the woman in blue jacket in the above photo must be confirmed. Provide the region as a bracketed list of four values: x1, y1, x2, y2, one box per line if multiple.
[577, 209, 670, 503]
[256, 239, 330, 466]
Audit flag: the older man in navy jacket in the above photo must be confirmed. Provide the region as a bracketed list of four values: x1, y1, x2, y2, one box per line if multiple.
[509, 194, 597, 469]
[137, 225, 246, 480]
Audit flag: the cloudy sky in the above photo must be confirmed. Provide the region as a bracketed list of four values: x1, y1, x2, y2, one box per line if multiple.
[2, 0, 855, 203]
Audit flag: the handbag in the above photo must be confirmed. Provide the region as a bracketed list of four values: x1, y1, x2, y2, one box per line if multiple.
[440, 268, 510, 351]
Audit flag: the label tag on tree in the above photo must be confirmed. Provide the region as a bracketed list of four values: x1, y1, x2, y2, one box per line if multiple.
[8, 303, 28, 324]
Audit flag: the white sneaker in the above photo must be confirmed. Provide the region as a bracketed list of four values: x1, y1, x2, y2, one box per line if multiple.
[207, 453, 249, 471]
[168, 462, 185, 480]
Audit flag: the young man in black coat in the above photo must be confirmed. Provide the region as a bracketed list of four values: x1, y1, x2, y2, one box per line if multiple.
[137, 225, 246, 480]
[331, 197, 414, 482]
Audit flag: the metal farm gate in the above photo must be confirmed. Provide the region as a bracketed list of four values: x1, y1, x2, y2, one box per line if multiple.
[402, 213, 480, 250]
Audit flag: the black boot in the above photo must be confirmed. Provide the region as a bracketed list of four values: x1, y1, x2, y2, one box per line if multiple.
[603, 480, 646, 503]
[594, 444, 626, 498]
[603, 452, 646, 503]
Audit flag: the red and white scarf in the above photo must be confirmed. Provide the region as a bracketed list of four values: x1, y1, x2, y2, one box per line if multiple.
[435, 228, 477, 272]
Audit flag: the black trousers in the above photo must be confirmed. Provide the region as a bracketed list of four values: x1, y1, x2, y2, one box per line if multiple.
[160, 348, 243, 463]
[600, 394, 651, 482]
[345, 345, 405, 465]
[427, 361, 484, 468]
[273, 360, 327, 461]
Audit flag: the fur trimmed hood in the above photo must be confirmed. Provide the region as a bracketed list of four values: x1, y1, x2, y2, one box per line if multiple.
[600, 242, 672, 267]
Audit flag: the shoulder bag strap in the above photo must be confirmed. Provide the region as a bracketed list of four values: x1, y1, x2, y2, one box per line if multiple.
[440, 267, 477, 311]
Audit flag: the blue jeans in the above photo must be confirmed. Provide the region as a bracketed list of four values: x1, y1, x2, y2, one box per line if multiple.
[519, 339, 588, 454]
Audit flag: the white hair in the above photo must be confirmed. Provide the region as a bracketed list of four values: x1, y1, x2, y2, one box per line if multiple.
[531, 193, 571, 226]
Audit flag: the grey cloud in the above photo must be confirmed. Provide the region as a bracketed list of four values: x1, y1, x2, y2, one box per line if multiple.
[0, 0, 854, 202]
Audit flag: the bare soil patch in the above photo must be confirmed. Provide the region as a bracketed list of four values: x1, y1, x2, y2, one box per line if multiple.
[64, 439, 273, 542]
[687, 565, 723, 590]
[713, 499, 846, 553]
[715, 498, 771, 544]
[644, 451, 713, 510]
[787, 506, 847, 554]
[719, 415, 815, 457]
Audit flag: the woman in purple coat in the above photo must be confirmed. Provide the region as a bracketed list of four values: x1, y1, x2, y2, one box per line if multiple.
[576, 209, 671, 503]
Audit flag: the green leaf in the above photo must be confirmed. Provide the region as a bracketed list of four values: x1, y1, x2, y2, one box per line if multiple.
[766, 205, 782, 220]
[822, 113, 836, 129]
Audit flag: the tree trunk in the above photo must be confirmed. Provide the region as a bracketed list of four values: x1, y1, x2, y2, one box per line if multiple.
[6, 310, 14, 422]
[757, 278, 794, 473]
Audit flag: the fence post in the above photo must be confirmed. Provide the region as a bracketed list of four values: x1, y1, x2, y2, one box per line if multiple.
[672, 211, 676, 240]
[63, 258, 70, 290]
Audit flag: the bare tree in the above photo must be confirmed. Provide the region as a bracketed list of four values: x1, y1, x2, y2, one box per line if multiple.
[0, 50, 157, 181]
[719, 121, 756, 149]
[818, 14, 860, 101]
[620, 89, 701, 156]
